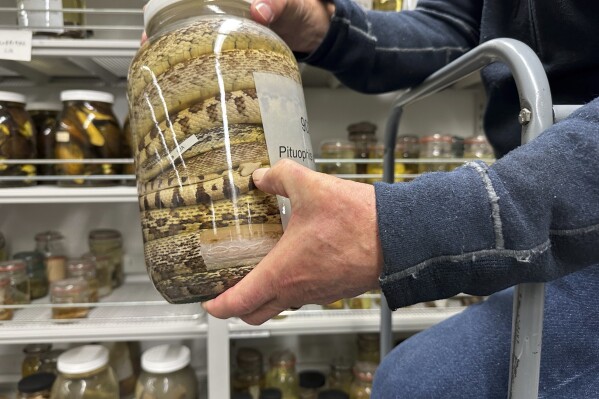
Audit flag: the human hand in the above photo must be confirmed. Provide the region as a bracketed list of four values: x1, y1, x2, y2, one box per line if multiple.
[203, 159, 383, 325]
[250, 0, 335, 53]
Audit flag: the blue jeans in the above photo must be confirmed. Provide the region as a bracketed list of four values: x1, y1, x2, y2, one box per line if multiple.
[372, 265, 599, 398]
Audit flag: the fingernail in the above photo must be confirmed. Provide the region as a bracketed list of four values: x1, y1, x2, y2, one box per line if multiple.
[255, 2, 274, 23]
[252, 167, 268, 182]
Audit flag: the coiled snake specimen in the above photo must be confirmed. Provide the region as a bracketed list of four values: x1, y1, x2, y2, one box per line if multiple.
[129, 16, 299, 303]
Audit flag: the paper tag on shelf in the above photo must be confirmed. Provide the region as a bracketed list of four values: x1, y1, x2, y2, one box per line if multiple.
[0, 30, 33, 62]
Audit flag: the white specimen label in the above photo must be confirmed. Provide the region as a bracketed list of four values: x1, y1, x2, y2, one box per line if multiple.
[17, 0, 64, 34]
[0, 30, 32, 62]
[55, 131, 70, 143]
[253, 72, 315, 229]
[168, 134, 199, 161]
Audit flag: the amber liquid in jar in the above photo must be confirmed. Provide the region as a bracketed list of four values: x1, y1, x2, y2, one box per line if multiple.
[0, 276, 13, 321]
[54, 91, 123, 187]
[51, 279, 90, 319]
[418, 134, 453, 173]
[233, 347, 264, 399]
[0, 92, 37, 187]
[264, 350, 299, 399]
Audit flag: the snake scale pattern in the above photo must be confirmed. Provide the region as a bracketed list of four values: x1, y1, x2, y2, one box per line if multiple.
[128, 16, 298, 303]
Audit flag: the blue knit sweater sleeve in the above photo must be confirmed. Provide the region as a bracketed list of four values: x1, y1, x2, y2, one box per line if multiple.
[301, 0, 482, 91]
[376, 100, 599, 309]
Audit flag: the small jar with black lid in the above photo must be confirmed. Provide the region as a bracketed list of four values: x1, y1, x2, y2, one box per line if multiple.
[17, 372, 56, 399]
[299, 370, 326, 399]
[318, 391, 349, 399]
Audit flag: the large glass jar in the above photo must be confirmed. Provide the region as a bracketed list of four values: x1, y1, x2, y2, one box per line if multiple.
[34, 231, 67, 284]
[88, 229, 123, 289]
[27, 102, 63, 180]
[136, 344, 198, 399]
[232, 347, 264, 399]
[14, 251, 48, 299]
[264, 350, 298, 399]
[0, 260, 31, 304]
[0, 91, 37, 187]
[54, 91, 122, 187]
[22, 343, 52, 377]
[16, 0, 87, 38]
[348, 363, 376, 399]
[51, 345, 119, 399]
[17, 372, 56, 399]
[418, 134, 453, 173]
[128, 0, 314, 303]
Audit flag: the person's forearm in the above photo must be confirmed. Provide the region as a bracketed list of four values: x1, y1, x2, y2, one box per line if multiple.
[378, 98, 599, 309]
[303, 0, 482, 92]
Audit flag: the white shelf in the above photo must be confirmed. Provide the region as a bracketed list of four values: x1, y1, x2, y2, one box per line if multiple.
[228, 304, 465, 338]
[0, 185, 137, 204]
[0, 276, 206, 344]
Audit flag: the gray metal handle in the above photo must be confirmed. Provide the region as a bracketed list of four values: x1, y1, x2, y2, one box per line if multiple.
[381, 38, 553, 399]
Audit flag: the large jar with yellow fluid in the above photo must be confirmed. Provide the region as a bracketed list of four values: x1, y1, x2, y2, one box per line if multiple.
[0, 91, 37, 187]
[128, 0, 314, 303]
[54, 91, 123, 186]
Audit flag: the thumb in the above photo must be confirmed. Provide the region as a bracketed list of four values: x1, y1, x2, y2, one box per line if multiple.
[250, 0, 287, 25]
[252, 159, 307, 198]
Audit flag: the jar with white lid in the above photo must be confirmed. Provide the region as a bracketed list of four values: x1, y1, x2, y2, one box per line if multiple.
[27, 102, 63, 180]
[0, 91, 37, 187]
[51, 345, 118, 399]
[135, 344, 198, 399]
[53, 90, 123, 187]
[128, 0, 314, 304]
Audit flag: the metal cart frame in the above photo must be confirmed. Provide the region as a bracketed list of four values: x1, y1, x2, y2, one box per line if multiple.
[380, 38, 579, 398]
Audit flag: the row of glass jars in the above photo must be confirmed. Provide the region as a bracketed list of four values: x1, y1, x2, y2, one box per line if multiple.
[320, 130, 494, 179]
[21, 342, 140, 398]
[0, 229, 124, 320]
[232, 337, 379, 399]
[0, 90, 135, 188]
[17, 343, 198, 399]
[16, 0, 88, 39]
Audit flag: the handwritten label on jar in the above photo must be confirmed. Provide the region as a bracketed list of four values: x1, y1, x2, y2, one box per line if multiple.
[56, 131, 70, 143]
[253, 72, 315, 229]
[0, 30, 32, 61]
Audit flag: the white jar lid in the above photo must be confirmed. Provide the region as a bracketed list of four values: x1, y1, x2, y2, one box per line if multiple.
[26, 102, 63, 112]
[60, 90, 114, 104]
[0, 91, 26, 104]
[142, 344, 191, 373]
[57, 345, 110, 374]
[144, 0, 184, 30]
